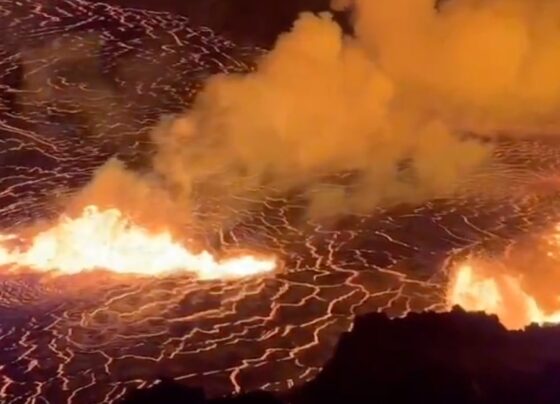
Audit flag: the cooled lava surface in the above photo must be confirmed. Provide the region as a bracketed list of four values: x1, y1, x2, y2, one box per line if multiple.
[2, 1, 560, 403]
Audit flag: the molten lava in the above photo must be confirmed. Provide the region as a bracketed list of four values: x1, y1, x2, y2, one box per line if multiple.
[0, 205, 276, 279]
[448, 262, 560, 330]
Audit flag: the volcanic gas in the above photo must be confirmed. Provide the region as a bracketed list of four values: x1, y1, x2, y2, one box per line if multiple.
[4, 0, 560, 402]
[0, 205, 276, 278]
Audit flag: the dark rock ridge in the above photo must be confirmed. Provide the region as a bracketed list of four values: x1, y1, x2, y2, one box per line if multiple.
[102, 0, 350, 46]
[122, 307, 560, 404]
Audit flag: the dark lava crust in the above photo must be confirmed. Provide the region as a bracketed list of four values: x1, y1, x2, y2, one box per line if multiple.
[2, 1, 560, 403]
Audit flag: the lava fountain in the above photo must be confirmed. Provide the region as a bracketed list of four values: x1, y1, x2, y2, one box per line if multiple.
[0, 205, 276, 279]
[448, 263, 560, 330]
[448, 225, 560, 330]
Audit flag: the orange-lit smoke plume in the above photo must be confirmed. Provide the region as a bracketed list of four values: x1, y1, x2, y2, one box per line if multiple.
[127, 0, 560, 222]
[6, 1, 560, 278]
[87, 9, 493, 226]
[347, 0, 560, 136]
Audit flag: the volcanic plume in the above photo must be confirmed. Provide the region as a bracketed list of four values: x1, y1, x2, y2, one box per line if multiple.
[349, 0, 560, 134]
[84, 0, 560, 227]
[0, 6, 492, 278]
[123, 0, 560, 330]
[5, 0, 560, 401]
[4, 0, 560, 286]
[81, 10, 490, 228]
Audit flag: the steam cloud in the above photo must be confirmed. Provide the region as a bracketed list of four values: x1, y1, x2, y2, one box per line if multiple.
[80, 0, 560, 229]
[349, 0, 560, 136]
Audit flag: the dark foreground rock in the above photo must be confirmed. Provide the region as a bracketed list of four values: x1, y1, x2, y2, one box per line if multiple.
[122, 307, 560, 404]
[123, 381, 281, 404]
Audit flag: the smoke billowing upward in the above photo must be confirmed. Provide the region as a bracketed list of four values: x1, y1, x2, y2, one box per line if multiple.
[80, 0, 560, 230]
[147, 12, 490, 221]
[349, 0, 560, 136]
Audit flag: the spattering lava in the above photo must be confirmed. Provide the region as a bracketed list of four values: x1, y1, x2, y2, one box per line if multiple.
[0, 205, 276, 279]
[448, 226, 560, 330]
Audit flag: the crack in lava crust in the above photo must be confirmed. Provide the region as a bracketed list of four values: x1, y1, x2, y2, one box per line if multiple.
[3, 1, 560, 403]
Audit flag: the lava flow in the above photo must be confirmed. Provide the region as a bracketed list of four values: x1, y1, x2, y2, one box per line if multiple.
[0, 205, 276, 279]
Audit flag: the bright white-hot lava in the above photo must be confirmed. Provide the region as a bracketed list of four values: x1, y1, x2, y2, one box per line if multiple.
[448, 262, 560, 330]
[0, 205, 276, 279]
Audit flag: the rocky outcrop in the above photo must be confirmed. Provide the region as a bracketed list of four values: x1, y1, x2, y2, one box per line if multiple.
[123, 307, 560, 404]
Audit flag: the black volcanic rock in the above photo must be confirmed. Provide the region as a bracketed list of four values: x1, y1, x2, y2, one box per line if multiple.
[293, 307, 560, 404]
[122, 379, 281, 404]
[123, 379, 205, 404]
[123, 307, 560, 404]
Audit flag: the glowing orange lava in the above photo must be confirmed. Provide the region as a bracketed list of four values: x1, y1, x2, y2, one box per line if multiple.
[0, 205, 276, 279]
[448, 262, 560, 330]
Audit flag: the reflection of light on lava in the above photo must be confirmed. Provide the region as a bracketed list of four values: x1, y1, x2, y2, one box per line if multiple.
[448, 263, 560, 330]
[0, 205, 276, 279]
